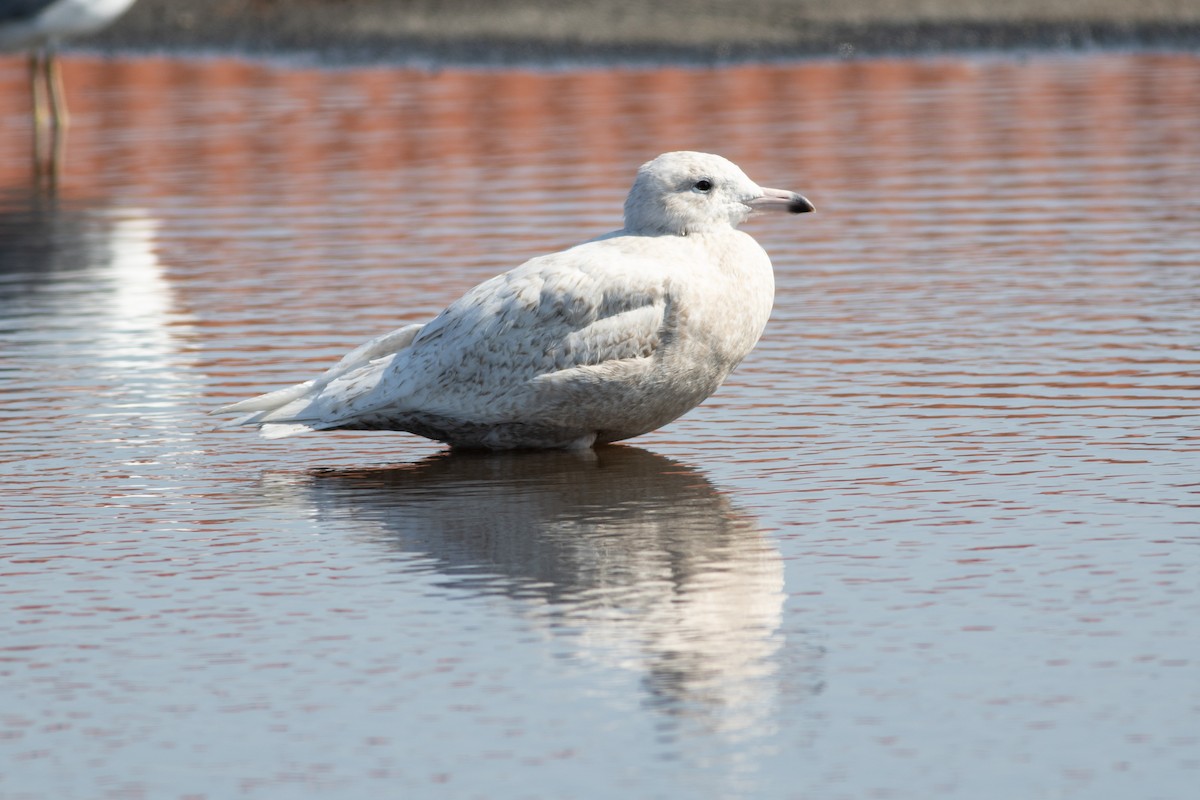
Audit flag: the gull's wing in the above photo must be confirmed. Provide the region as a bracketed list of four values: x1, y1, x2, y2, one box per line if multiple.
[223, 237, 678, 436]
[0, 2, 57, 25]
[378, 241, 675, 419]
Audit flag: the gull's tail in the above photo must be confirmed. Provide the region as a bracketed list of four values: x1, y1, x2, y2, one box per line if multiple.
[213, 323, 424, 439]
[216, 381, 322, 439]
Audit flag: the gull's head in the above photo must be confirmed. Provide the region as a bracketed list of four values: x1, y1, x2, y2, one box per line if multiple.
[623, 151, 813, 236]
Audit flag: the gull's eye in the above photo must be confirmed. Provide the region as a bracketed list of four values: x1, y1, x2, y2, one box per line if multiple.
[693, 179, 713, 193]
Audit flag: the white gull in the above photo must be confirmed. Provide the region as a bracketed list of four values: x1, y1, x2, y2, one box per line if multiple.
[1, 0, 140, 128]
[217, 151, 814, 450]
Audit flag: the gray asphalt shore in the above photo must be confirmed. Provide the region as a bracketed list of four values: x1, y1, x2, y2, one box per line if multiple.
[87, 0, 1200, 63]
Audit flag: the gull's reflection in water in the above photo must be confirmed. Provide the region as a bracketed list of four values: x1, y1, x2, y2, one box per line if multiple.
[276, 446, 819, 740]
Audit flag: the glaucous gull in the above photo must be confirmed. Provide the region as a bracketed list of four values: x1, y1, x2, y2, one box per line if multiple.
[218, 151, 813, 450]
[1, 0, 139, 128]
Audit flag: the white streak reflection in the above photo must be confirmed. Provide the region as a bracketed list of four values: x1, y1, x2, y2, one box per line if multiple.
[0, 197, 202, 479]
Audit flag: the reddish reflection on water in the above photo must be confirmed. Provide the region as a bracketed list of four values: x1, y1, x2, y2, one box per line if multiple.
[0, 51, 1197, 800]
[3, 53, 1197, 204]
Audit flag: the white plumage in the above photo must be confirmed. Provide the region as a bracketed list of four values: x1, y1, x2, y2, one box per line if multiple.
[218, 151, 813, 450]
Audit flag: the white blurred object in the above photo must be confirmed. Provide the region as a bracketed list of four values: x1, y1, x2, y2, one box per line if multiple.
[1, 0, 139, 128]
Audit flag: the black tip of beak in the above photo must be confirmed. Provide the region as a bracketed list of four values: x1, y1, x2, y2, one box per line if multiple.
[789, 194, 815, 214]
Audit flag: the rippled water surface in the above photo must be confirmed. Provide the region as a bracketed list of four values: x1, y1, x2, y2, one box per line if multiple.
[1, 51, 1198, 799]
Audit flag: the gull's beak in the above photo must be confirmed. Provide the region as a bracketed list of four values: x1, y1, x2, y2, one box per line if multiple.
[747, 187, 815, 214]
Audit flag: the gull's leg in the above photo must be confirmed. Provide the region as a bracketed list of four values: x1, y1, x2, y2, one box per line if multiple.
[31, 50, 51, 176]
[29, 50, 48, 129]
[46, 50, 69, 129]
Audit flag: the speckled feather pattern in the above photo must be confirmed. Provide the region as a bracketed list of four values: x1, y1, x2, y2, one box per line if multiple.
[218, 152, 812, 449]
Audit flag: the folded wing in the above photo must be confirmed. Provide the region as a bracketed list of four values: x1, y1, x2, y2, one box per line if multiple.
[216, 241, 673, 437]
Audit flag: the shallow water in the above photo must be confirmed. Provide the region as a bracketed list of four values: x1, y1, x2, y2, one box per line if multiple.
[1, 51, 1198, 800]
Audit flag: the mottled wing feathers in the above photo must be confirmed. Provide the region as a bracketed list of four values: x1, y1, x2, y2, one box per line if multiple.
[397, 247, 671, 417]
[231, 243, 673, 431]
